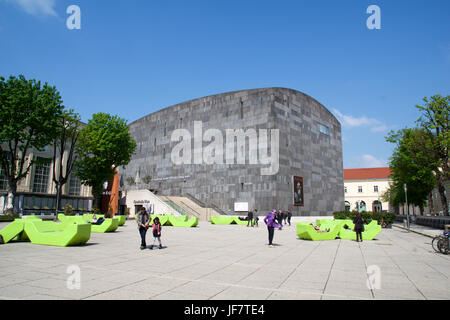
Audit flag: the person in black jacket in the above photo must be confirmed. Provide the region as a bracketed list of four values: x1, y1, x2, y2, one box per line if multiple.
[353, 213, 365, 242]
[136, 207, 150, 250]
[276, 210, 283, 230]
[247, 209, 253, 227]
[287, 209, 292, 226]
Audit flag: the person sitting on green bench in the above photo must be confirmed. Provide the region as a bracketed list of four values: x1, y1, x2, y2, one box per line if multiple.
[311, 223, 330, 233]
[90, 216, 105, 225]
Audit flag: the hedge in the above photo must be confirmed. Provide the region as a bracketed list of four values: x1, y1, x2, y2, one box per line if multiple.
[333, 211, 396, 226]
[0, 214, 20, 222]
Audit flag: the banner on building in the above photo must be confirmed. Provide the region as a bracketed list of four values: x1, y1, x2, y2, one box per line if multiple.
[293, 176, 304, 206]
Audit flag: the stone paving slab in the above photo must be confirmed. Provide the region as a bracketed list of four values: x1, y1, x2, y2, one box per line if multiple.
[0, 218, 449, 300]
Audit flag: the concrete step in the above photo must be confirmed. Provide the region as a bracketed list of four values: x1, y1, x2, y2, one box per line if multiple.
[159, 195, 220, 221]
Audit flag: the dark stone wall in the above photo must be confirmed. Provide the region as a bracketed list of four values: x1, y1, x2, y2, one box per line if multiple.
[120, 88, 344, 216]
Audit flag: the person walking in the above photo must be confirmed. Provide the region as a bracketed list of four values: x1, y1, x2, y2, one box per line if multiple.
[247, 209, 254, 227]
[264, 209, 282, 247]
[276, 210, 283, 229]
[253, 209, 259, 227]
[287, 209, 292, 226]
[353, 213, 365, 242]
[150, 216, 163, 249]
[136, 207, 150, 250]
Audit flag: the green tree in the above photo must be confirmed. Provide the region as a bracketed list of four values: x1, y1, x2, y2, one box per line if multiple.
[416, 95, 450, 215]
[74, 113, 136, 212]
[0, 75, 64, 213]
[52, 109, 81, 213]
[386, 128, 437, 215]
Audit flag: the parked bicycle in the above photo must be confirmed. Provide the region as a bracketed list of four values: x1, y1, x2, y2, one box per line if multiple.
[432, 232, 449, 254]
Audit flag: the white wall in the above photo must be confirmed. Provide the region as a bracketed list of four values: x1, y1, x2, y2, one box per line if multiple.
[344, 179, 391, 212]
[124, 189, 181, 218]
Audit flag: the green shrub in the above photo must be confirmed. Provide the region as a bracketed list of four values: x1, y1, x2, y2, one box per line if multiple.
[334, 210, 395, 227]
[0, 214, 20, 221]
[63, 204, 74, 216]
[333, 211, 348, 220]
[348, 211, 357, 221]
[383, 212, 396, 225]
[361, 211, 372, 224]
[372, 211, 383, 224]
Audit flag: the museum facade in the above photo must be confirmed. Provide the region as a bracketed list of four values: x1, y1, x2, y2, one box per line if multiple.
[119, 88, 344, 216]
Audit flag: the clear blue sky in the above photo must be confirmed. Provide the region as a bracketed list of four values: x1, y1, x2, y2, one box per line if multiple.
[1, 0, 449, 169]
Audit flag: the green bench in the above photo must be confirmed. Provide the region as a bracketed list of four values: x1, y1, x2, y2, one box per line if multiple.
[297, 219, 381, 241]
[337, 220, 381, 240]
[0, 218, 91, 247]
[83, 214, 126, 226]
[58, 214, 119, 233]
[296, 221, 343, 241]
[210, 216, 249, 225]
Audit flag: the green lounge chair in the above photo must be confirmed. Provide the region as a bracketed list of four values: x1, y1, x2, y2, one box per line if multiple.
[58, 214, 118, 233]
[233, 217, 250, 225]
[115, 215, 126, 226]
[0, 218, 91, 246]
[0, 219, 25, 244]
[296, 221, 342, 241]
[167, 215, 198, 227]
[82, 214, 125, 226]
[315, 219, 338, 231]
[210, 216, 249, 225]
[210, 216, 236, 225]
[150, 214, 170, 226]
[338, 220, 381, 240]
[21, 219, 91, 247]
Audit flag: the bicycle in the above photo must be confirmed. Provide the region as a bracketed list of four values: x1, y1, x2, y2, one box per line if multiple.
[432, 232, 449, 254]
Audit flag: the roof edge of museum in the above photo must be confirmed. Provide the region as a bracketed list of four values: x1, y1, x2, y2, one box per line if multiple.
[128, 87, 338, 127]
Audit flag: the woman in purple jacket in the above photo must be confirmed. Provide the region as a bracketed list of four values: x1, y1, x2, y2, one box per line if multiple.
[264, 210, 282, 247]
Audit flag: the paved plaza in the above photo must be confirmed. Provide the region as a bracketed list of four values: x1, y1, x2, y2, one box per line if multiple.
[0, 218, 449, 300]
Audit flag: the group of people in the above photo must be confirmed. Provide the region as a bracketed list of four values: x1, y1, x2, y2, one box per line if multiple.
[135, 206, 367, 250]
[136, 207, 163, 250]
[263, 210, 366, 247]
[247, 209, 293, 229]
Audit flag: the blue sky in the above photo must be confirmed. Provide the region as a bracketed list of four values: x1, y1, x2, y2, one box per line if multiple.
[1, 0, 449, 169]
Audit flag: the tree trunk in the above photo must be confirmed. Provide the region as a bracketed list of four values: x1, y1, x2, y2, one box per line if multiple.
[428, 192, 435, 215]
[6, 181, 17, 213]
[92, 183, 103, 213]
[55, 184, 63, 213]
[437, 180, 448, 216]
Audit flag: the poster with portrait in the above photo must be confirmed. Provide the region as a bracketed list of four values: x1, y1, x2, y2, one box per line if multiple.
[293, 176, 304, 206]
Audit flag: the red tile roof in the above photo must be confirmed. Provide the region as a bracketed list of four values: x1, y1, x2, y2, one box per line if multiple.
[344, 167, 392, 180]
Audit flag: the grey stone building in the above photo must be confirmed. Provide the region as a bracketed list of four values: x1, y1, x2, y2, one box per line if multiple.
[120, 88, 344, 216]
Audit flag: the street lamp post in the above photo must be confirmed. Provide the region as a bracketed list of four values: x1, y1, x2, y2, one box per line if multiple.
[404, 183, 410, 230]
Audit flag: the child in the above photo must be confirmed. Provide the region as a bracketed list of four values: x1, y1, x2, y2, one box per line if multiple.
[150, 217, 162, 250]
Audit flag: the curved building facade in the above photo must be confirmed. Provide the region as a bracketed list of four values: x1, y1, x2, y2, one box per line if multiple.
[120, 88, 344, 216]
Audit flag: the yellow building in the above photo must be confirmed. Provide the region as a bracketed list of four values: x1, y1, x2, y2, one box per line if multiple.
[0, 146, 92, 214]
